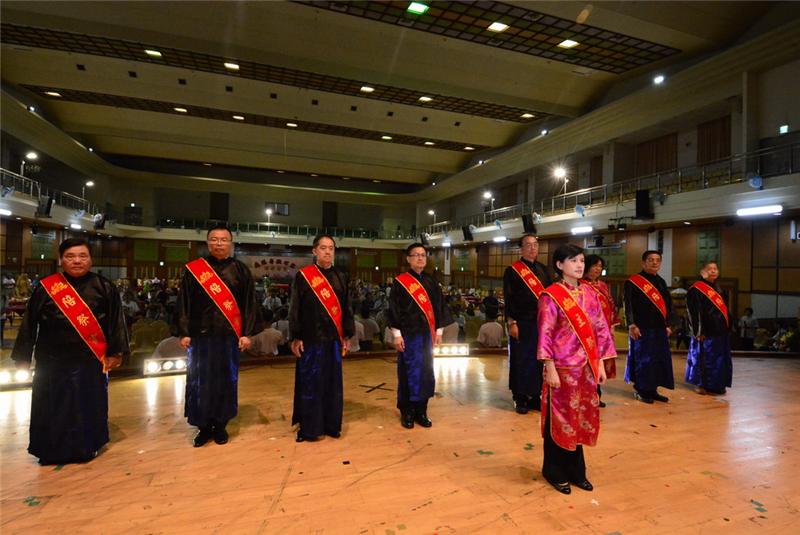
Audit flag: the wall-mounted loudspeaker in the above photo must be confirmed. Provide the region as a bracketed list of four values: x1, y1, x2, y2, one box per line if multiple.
[635, 189, 653, 219]
[419, 233, 429, 246]
[462, 225, 474, 241]
[521, 214, 537, 234]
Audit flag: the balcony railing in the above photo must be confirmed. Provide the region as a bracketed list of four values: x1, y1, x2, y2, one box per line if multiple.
[1, 168, 98, 215]
[428, 142, 799, 234]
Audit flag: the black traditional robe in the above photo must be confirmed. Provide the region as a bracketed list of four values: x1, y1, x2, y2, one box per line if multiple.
[290, 264, 354, 438]
[685, 279, 732, 392]
[503, 258, 553, 405]
[174, 255, 260, 429]
[12, 271, 129, 463]
[388, 270, 453, 411]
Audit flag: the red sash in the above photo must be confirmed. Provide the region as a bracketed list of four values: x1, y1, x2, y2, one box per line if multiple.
[186, 258, 242, 337]
[628, 274, 668, 321]
[544, 282, 600, 380]
[692, 281, 729, 325]
[511, 260, 545, 299]
[298, 265, 344, 341]
[41, 273, 107, 365]
[395, 271, 436, 342]
[584, 281, 620, 327]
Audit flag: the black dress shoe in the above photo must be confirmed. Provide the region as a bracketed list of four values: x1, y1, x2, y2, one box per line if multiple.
[572, 479, 593, 491]
[527, 399, 541, 411]
[415, 413, 433, 428]
[652, 392, 669, 403]
[514, 402, 529, 414]
[598, 400, 607, 408]
[193, 428, 213, 447]
[213, 427, 229, 445]
[296, 431, 315, 442]
[548, 480, 571, 494]
[401, 413, 415, 429]
[326, 431, 341, 438]
[634, 392, 654, 404]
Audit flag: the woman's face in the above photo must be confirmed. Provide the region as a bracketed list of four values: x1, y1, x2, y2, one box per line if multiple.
[586, 261, 603, 281]
[557, 254, 584, 280]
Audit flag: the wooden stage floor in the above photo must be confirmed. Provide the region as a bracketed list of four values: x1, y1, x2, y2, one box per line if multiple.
[1, 354, 798, 534]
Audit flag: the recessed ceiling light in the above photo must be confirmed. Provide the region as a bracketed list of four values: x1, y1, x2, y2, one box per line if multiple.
[145, 49, 162, 58]
[44, 91, 61, 97]
[424, 141, 435, 146]
[88, 147, 94, 152]
[360, 85, 375, 93]
[373, 180, 381, 183]
[232, 114, 245, 120]
[310, 173, 318, 177]
[174, 107, 188, 113]
[203, 163, 212, 166]
[286, 122, 298, 128]
[557, 39, 579, 49]
[276, 170, 285, 174]
[418, 96, 433, 103]
[407, 2, 429, 15]
[683, 221, 691, 225]
[432, 182, 437, 186]
[779, 124, 789, 134]
[520, 113, 535, 119]
[381, 135, 393, 140]
[487, 22, 509, 32]
[653, 74, 665, 85]
[224, 62, 240, 71]
[464, 146, 475, 151]
[25, 151, 38, 160]
[540, 129, 549, 136]
[342, 177, 351, 180]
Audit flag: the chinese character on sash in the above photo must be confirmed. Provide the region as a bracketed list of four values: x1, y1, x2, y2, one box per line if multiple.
[77, 314, 90, 326]
[331, 306, 339, 316]
[643, 283, 653, 292]
[199, 271, 213, 284]
[209, 283, 222, 295]
[50, 282, 68, 294]
[562, 299, 575, 311]
[409, 282, 421, 292]
[419, 294, 428, 303]
[320, 288, 331, 299]
[652, 294, 661, 301]
[62, 295, 77, 308]
[311, 276, 324, 287]
[223, 300, 234, 311]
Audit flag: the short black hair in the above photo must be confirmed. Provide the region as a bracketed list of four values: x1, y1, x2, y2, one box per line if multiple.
[518, 234, 538, 248]
[312, 234, 336, 247]
[262, 308, 274, 324]
[584, 254, 604, 270]
[642, 250, 662, 261]
[744, 307, 754, 314]
[700, 260, 719, 269]
[406, 242, 427, 256]
[207, 224, 232, 240]
[59, 238, 90, 257]
[552, 243, 584, 277]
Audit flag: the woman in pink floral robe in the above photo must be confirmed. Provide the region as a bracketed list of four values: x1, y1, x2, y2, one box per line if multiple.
[537, 245, 617, 494]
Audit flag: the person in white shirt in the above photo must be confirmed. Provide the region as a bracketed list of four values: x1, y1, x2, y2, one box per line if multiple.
[348, 320, 365, 353]
[359, 304, 380, 351]
[250, 309, 284, 356]
[442, 321, 460, 343]
[477, 316, 505, 348]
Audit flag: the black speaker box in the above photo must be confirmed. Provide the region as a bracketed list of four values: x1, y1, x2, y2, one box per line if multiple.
[462, 226, 474, 241]
[521, 214, 537, 233]
[635, 189, 653, 219]
[419, 233, 429, 246]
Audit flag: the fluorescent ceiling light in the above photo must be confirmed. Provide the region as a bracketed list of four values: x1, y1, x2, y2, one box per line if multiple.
[464, 146, 475, 151]
[653, 74, 665, 85]
[424, 141, 435, 146]
[520, 113, 535, 119]
[145, 49, 162, 58]
[683, 221, 691, 225]
[342, 176, 350, 180]
[286, 122, 298, 128]
[418, 96, 433, 103]
[360, 85, 375, 93]
[442, 241, 452, 247]
[488, 22, 509, 32]
[232, 115, 245, 120]
[174, 107, 188, 113]
[373, 179, 381, 183]
[70, 223, 82, 230]
[0, 209, 12, 216]
[493, 236, 508, 243]
[44, 91, 61, 97]
[381, 135, 393, 140]
[736, 204, 783, 217]
[571, 225, 593, 235]
[558, 39, 579, 49]
[779, 124, 789, 134]
[224, 62, 240, 70]
[407, 2, 429, 15]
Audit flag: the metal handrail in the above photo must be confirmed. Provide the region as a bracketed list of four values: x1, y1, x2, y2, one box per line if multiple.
[0, 168, 98, 215]
[428, 142, 799, 234]
[155, 218, 417, 240]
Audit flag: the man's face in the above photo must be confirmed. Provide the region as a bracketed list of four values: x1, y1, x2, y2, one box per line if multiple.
[207, 229, 233, 259]
[61, 245, 92, 278]
[701, 263, 719, 282]
[520, 236, 539, 261]
[407, 247, 427, 271]
[642, 253, 662, 275]
[314, 237, 335, 267]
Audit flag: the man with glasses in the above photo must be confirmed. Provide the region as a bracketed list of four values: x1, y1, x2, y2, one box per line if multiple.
[503, 234, 553, 413]
[388, 243, 452, 429]
[12, 238, 129, 464]
[174, 224, 260, 446]
[624, 250, 674, 404]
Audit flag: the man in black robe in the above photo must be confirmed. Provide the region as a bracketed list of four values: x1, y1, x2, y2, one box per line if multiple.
[12, 238, 128, 464]
[503, 234, 553, 413]
[290, 234, 354, 442]
[175, 224, 260, 447]
[388, 243, 452, 429]
[623, 250, 674, 403]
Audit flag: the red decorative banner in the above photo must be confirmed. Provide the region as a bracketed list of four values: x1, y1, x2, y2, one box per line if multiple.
[186, 258, 242, 338]
[691, 280, 729, 326]
[544, 282, 600, 380]
[299, 265, 344, 342]
[511, 260, 546, 299]
[41, 273, 107, 365]
[628, 274, 668, 321]
[395, 272, 436, 343]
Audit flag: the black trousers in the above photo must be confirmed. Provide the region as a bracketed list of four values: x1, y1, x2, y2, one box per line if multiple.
[542, 408, 586, 484]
